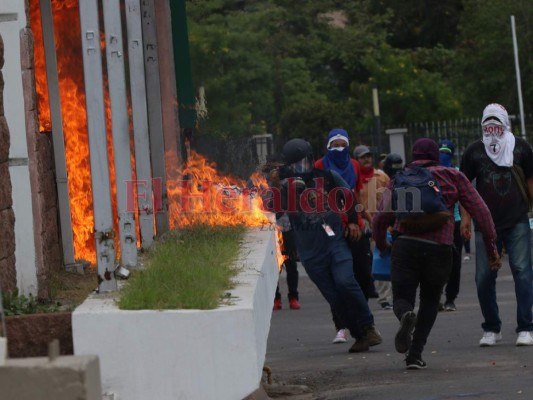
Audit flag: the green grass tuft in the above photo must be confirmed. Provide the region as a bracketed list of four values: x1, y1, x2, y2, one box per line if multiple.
[118, 225, 245, 310]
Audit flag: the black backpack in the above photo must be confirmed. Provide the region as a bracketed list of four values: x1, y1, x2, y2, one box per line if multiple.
[392, 165, 450, 233]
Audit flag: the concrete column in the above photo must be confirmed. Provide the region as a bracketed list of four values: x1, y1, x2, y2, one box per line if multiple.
[385, 128, 407, 164]
[0, 1, 37, 296]
[0, 355, 102, 400]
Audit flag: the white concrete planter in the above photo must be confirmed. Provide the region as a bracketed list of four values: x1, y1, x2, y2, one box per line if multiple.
[72, 228, 278, 400]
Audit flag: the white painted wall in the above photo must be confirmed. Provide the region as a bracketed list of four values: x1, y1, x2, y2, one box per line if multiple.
[73, 228, 279, 400]
[0, 1, 38, 295]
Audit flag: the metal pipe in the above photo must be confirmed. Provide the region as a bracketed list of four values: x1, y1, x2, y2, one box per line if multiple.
[102, 0, 138, 267]
[79, 0, 117, 292]
[140, 0, 170, 236]
[125, 0, 155, 249]
[39, 0, 78, 270]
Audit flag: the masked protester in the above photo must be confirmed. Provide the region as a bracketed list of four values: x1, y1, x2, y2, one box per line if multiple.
[315, 129, 374, 344]
[383, 153, 404, 179]
[266, 138, 382, 353]
[461, 103, 533, 347]
[373, 138, 499, 369]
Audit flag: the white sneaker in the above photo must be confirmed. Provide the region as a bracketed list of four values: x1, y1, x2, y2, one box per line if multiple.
[463, 255, 471, 262]
[479, 331, 502, 346]
[516, 331, 533, 346]
[332, 329, 347, 344]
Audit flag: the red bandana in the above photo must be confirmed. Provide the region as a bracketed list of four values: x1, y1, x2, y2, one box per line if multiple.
[360, 166, 375, 183]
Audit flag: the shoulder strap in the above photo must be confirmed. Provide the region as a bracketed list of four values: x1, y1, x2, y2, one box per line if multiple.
[511, 164, 532, 209]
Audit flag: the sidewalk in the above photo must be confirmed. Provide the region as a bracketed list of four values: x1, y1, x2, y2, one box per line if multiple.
[265, 250, 533, 399]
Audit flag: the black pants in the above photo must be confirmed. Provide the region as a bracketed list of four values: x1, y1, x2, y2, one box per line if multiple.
[350, 235, 374, 299]
[444, 221, 463, 302]
[331, 235, 373, 331]
[275, 230, 299, 300]
[391, 237, 453, 357]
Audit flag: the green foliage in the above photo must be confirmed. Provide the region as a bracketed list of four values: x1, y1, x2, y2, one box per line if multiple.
[363, 45, 461, 123]
[2, 290, 60, 316]
[452, 0, 533, 116]
[185, 0, 533, 144]
[119, 225, 245, 310]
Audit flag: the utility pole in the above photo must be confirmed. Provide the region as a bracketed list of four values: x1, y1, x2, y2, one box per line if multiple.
[511, 15, 526, 138]
[372, 85, 382, 156]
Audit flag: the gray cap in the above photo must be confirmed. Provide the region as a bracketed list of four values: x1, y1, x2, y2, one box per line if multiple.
[353, 145, 372, 160]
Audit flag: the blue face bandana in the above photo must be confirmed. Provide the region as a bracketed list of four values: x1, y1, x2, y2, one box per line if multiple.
[327, 147, 350, 168]
[322, 147, 356, 188]
[439, 152, 453, 167]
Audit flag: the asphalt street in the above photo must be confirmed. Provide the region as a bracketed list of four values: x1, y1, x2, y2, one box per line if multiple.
[264, 244, 533, 400]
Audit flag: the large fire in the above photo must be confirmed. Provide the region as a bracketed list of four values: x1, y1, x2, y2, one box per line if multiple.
[29, 0, 283, 267]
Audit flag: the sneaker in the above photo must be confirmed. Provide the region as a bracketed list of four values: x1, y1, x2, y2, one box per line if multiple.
[405, 353, 427, 370]
[380, 302, 393, 310]
[332, 329, 347, 344]
[349, 338, 369, 353]
[289, 298, 301, 310]
[444, 301, 456, 312]
[516, 331, 533, 346]
[463, 255, 471, 262]
[479, 331, 502, 347]
[273, 298, 282, 311]
[364, 325, 383, 347]
[395, 311, 417, 354]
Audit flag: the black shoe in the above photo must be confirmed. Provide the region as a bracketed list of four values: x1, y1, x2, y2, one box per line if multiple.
[444, 301, 456, 311]
[381, 302, 393, 310]
[405, 353, 427, 369]
[395, 311, 417, 354]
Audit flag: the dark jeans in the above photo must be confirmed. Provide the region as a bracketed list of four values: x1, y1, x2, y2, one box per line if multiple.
[391, 237, 453, 356]
[463, 238, 471, 254]
[475, 223, 533, 333]
[444, 221, 463, 302]
[331, 235, 373, 331]
[276, 230, 299, 300]
[304, 240, 374, 339]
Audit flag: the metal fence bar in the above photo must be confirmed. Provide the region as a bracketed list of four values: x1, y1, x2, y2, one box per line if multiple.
[141, 0, 170, 237]
[126, 0, 155, 249]
[39, 0, 78, 270]
[102, 0, 138, 268]
[79, 0, 117, 292]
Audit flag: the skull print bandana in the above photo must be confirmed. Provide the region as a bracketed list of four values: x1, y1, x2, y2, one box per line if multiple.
[481, 103, 515, 167]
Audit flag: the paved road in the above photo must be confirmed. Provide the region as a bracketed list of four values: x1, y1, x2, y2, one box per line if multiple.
[264, 247, 533, 400]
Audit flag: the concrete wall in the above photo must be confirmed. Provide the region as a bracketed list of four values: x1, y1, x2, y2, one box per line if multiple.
[0, 355, 102, 400]
[73, 228, 279, 400]
[0, 0, 62, 298]
[22, 1, 62, 298]
[0, 33, 17, 293]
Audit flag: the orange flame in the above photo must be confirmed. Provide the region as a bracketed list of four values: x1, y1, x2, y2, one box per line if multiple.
[30, 0, 284, 268]
[30, 0, 97, 262]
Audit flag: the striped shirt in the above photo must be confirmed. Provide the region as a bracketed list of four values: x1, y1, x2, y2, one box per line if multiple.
[372, 161, 498, 258]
